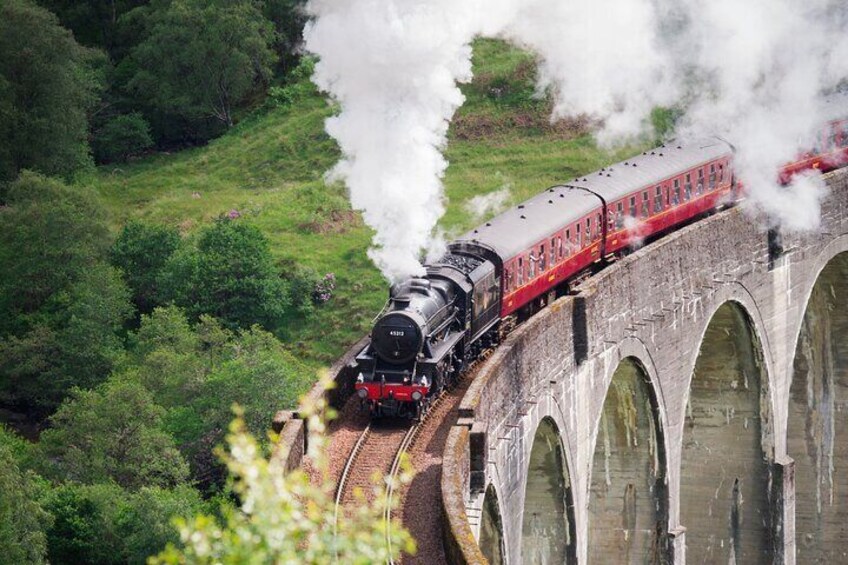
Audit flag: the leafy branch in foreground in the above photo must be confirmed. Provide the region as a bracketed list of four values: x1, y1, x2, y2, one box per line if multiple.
[151, 373, 416, 564]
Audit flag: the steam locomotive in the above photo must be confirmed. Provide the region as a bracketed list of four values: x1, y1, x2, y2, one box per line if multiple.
[355, 119, 848, 418]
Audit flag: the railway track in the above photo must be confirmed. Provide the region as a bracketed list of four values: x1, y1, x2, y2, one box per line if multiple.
[332, 352, 492, 563]
[332, 393, 447, 563]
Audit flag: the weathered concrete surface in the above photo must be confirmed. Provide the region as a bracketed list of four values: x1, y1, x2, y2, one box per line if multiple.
[788, 254, 848, 562]
[442, 169, 848, 564]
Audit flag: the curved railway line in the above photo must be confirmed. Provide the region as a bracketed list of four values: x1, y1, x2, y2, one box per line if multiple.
[330, 353, 488, 563]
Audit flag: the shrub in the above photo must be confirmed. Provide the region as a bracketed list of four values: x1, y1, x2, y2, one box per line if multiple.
[111, 221, 180, 314]
[159, 218, 290, 331]
[93, 113, 154, 163]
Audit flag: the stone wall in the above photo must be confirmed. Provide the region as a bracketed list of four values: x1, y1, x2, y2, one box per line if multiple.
[273, 336, 369, 470]
[441, 169, 848, 564]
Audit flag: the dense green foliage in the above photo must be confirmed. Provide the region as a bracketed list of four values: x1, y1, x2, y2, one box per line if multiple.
[127, 0, 277, 134]
[0, 0, 102, 183]
[111, 220, 181, 314]
[116, 306, 312, 487]
[42, 482, 206, 565]
[0, 432, 50, 564]
[39, 381, 190, 489]
[93, 113, 155, 163]
[31, 0, 306, 160]
[0, 173, 132, 412]
[160, 218, 290, 330]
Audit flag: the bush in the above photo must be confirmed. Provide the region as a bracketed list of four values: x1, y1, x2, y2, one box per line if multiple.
[0, 435, 50, 564]
[111, 220, 180, 315]
[159, 218, 290, 331]
[42, 482, 205, 565]
[93, 113, 154, 163]
[39, 381, 189, 490]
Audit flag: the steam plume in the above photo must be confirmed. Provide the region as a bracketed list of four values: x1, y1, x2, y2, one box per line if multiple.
[305, 0, 848, 281]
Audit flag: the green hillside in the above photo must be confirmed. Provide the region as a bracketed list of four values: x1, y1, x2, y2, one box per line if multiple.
[86, 38, 648, 367]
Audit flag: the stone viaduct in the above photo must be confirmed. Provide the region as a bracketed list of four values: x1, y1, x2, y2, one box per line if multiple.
[441, 169, 848, 564]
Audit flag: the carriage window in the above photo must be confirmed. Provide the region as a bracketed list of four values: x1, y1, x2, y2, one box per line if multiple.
[684, 174, 692, 201]
[550, 239, 556, 264]
[629, 196, 637, 217]
[557, 236, 563, 259]
[654, 185, 662, 211]
[616, 203, 624, 229]
[585, 217, 592, 242]
[518, 258, 524, 285]
[710, 164, 717, 189]
[642, 192, 650, 216]
[841, 122, 848, 146]
[576, 222, 582, 247]
[596, 214, 602, 239]
[697, 169, 704, 194]
[829, 129, 839, 150]
[529, 252, 536, 278]
[539, 244, 546, 271]
[565, 230, 571, 253]
[673, 180, 680, 205]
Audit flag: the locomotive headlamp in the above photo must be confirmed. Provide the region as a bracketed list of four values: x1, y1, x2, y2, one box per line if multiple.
[411, 390, 423, 401]
[357, 388, 368, 399]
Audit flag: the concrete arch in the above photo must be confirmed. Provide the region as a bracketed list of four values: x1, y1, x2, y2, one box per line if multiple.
[678, 287, 778, 454]
[519, 415, 577, 564]
[479, 483, 507, 565]
[587, 355, 668, 563]
[680, 299, 775, 562]
[788, 234, 848, 376]
[787, 248, 848, 561]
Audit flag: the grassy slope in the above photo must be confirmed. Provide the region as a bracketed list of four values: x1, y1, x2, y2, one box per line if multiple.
[86, 39, 648, 368]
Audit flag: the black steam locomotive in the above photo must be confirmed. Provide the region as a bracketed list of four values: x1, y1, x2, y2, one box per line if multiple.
[355, 243, 502, 418]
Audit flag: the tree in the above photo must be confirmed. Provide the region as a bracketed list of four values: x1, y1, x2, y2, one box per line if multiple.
[160, 218, 290, 331]
[0, 264, 133, 411]
[262, 0, 307, 76]
[39, 381, 189, 489]
[0, 432, 51, 564]
[92, 112, 154, 163]
[0, 173, 132, 412]
[151, 388, 416, 564]
[41, 482, 206, 565]
[111, 220, 181, 314]
[127, 0, 277, 133]
[37, 0, 150, 57]
[114, 307, 312, 488]
[0, 172, 111, 332]
[0, 0, 104, 183]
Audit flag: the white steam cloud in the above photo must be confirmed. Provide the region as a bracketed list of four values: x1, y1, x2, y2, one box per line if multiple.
[305, 0, 848, 281]
[465, 185, 512, 221]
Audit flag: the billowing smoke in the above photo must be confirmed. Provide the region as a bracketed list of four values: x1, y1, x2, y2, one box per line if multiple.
[655, 0, 848, 231]
[303, 0, 518, 281]
[465, 185, 512, 221]
[305, 0, 848, 281]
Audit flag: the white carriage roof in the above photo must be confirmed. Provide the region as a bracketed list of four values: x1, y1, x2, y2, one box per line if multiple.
[455, 137, 734, 260]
